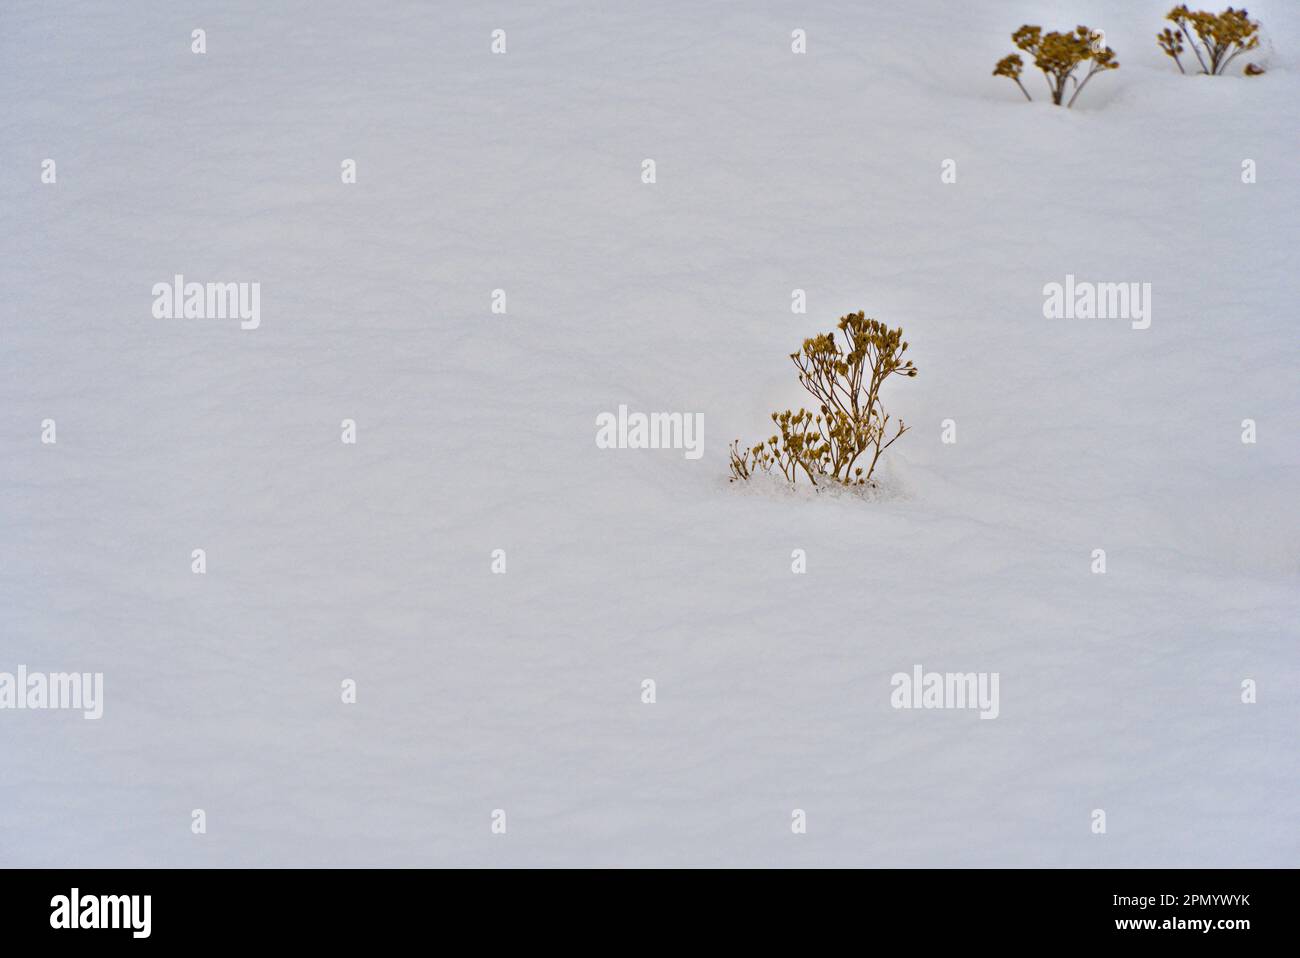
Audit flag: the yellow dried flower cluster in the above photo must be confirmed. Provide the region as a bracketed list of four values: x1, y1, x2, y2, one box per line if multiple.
[994, 25, 1118, 107]
[1158, 6, 1261, 75]
[728, 312, 917, 489]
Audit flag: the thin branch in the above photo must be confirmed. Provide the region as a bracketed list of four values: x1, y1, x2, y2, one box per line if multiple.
[1179, 22, 1210, 74]
[1219, 46, 1248, 75]
[1067, 63, 1101, 108]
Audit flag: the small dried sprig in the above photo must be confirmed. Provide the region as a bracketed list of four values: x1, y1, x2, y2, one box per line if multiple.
[994, 54, 1031, 101]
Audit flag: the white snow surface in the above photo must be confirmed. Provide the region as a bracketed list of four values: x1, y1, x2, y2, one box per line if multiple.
[1, 0, 1297, 867]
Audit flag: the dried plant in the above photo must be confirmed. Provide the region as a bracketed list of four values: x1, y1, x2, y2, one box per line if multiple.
[1157, 6, 1260, 75]
[995, 25, 1118, 107]
[728, 312, 917, 489]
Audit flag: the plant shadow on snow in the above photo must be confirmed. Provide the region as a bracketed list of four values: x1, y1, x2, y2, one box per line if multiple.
[721, 459, 913, 506]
